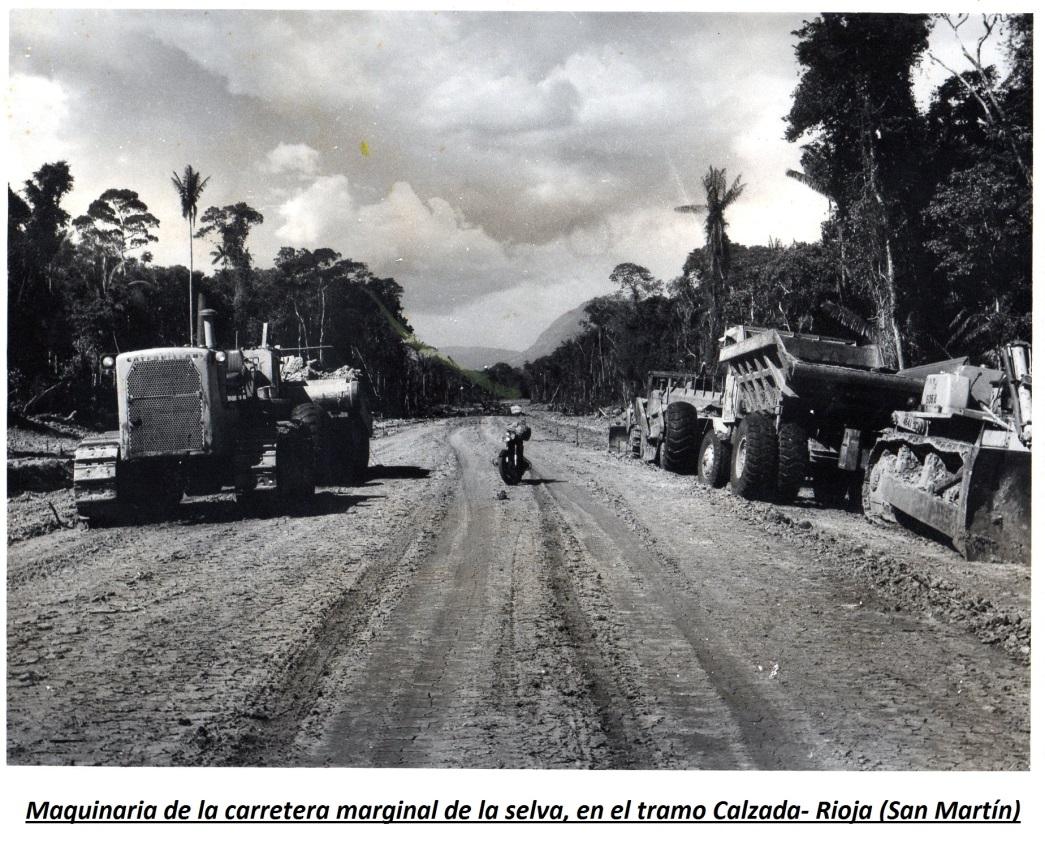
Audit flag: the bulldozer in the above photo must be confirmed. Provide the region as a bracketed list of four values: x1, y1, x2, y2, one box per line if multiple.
[862, 343, 1031, 563]
[73, 309, 371, 523]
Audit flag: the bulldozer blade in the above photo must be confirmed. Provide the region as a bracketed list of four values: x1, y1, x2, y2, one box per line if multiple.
[608, 425, 628, 453]
[960, 446, 1031, 564]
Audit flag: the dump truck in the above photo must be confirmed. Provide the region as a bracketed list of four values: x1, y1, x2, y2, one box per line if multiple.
[73, 310, 370, 523]
[620, 326, 924, 505]
[862, 343, 1031, 563]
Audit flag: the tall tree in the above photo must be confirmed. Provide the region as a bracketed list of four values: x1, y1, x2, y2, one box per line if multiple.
[8, 162, 75, 379]
[18, 161, 74, 300]
[73, 188, 159, 294]
[609, 262, 661, 303]
[170, 165, 210, 344]
[676, 166, 745, 366]
[195, 202, 264, 325]
[919, 15, 1032, 358]
[785, 13, 930, 368]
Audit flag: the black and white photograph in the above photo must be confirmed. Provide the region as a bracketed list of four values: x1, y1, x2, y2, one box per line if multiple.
[4, 3, 1032, 795]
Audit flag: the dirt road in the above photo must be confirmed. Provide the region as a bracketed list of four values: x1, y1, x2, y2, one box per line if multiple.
[6, 416, 1029, 768]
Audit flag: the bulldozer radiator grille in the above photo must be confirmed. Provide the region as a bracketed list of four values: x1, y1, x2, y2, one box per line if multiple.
[126, 359, 204, 455]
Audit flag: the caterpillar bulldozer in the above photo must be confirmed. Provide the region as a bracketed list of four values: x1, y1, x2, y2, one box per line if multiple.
[863, 343, 1031, 563]
[73, 309, 371, 524]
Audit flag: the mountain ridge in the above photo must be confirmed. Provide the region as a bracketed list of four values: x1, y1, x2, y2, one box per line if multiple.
[439, 300, 592, 369]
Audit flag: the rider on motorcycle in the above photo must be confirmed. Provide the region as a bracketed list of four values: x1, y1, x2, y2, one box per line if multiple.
[497, 405, 531, 484]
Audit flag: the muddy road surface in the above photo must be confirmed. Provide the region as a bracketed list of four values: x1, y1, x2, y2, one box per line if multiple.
[7, 416, 1029, 768]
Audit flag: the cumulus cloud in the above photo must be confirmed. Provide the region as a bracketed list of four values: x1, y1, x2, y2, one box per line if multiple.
[274, 175, 355, 244]
[7, 73, 73, 185]
[274, 178, 512, 307]
[10, 9, 849, 349]
[261, 143, 321, 176]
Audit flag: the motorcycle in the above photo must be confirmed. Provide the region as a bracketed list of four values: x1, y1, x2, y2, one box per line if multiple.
[497, 421, 532, 485]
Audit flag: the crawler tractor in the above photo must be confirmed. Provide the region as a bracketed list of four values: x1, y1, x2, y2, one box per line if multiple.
[73, 310, 371, 523]
[863, 343, 1031, 563]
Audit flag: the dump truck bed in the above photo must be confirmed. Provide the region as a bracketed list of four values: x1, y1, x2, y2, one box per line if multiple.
[718, 328, 923, 423]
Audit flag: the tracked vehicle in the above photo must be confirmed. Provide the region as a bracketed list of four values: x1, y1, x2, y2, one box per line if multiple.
[863, 343, 1031, 563]
[73, 310, 370, 523]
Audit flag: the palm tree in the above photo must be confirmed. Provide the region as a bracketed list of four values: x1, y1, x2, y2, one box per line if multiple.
[676, 166, 744, 360]
[170, 165, 210, 344]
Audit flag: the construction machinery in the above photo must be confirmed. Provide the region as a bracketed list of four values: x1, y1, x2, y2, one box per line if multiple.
[615, 369, 721, 470]
[73, 310, 371, 524]
[863, 343, 1031, 563]
[620, 326, 924, 505]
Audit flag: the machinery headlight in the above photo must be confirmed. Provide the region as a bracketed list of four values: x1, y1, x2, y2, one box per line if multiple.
[101, 355, 115, 370]
[215, 351, 227, 363]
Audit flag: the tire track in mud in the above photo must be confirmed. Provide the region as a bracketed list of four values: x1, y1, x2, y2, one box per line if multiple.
[297, 419, 659, 767]
[535, 442, 1028, 770]
[205, 451, 461, 765]
[186, 420, 461, 765]
[7, 420, 458, 765]
[530, 492, 665, 768]
[530, 469, 807, 769]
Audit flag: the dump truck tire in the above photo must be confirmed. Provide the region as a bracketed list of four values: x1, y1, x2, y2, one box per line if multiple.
[292, 403, 333, 484]
[697, 429, 729, 488]
[776, 420, 808, 503]
[730, 413, 777, 500]
[662, 402, 698, 473]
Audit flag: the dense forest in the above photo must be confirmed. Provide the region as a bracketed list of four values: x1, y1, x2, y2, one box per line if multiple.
[7, 170, 489, 420]
[523, 13, 1032, 412]
[6, 14, 1032, 420]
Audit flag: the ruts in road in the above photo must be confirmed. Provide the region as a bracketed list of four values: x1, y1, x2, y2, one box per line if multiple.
[6, 416, 1029, 768]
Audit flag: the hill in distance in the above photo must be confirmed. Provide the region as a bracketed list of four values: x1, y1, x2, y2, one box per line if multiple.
[437, 346, 522, 370]
[440, 300, 591, 370]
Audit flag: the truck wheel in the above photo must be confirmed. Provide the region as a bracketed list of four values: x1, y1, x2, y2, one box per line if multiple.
[661, 402, 698, 473]
[730, 413, 777, 500]
[292, 403, 332, 485]
[776, 420, 808, 503]
[697, 430, 729, 488]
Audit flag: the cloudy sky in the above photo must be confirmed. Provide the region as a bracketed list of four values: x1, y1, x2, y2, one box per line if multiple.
[7, 9, 997, 350]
